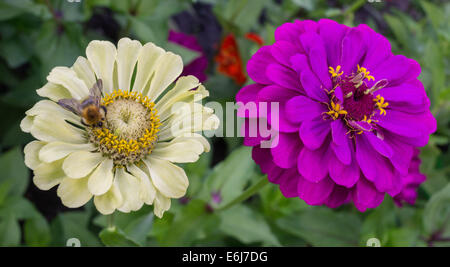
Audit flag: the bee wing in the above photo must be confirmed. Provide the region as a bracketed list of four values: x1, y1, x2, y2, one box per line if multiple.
[58, 98, 82, 115]
[89, 79, 103, 106]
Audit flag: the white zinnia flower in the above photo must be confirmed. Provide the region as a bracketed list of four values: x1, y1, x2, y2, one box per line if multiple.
[21, 38, 219, 218]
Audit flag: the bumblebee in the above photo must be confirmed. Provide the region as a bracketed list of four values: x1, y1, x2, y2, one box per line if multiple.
[58, 79, 106, 127]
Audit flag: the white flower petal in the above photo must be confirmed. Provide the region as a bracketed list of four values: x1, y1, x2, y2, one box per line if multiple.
[86, 40, 117, 95]
[152, 134, 209, 163]
[132, 42, 165, 94]
[158, 104, 220, 141]
[115, 168, 144, 213]
[33, 159, 65, 190]
[24, 141, 45, 170]
[30, 115, 85, 144]
[143, 157, 188, 198]
[20, 116, 33, 133]
[57, 177, 92, 208]
[62, 151, 103, 179]
[39, 142, 94, 163]
[71, 56, 96, 89]
[36, 82, 72, 102]
[93, 182, 123, 215]
[26, 100, 82, 127]
[127, 163, 156, 205]
[117, 38, 141, 91]
[47, 67, 89, 100]
[145, 52, 183, 101]
[153, 191, 171, 218]
[88, 159, 114, 195]
[156, 77, 210, 121]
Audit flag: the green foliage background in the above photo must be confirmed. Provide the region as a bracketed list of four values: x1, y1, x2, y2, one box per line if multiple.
[0, 0, 449, 247]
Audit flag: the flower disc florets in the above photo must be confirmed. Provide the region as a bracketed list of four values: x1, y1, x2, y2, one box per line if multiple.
[88, 90, 161, 166]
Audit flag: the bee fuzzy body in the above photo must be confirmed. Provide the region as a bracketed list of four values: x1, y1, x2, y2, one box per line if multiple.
[81, 104, 106, 127]
[57, 79, 106, 128]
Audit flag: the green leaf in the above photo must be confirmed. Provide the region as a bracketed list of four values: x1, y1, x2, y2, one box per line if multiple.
[421, 1, 445, 30]
[0, 197, 37, 220]
[165, 42, 201, 65]
[423, 183, 450, 237]
[216, 0, 270, 33]
[276, 208, 361, 246]
[0, 147, 29, 197]
[0, 216, 20, 246]
[0, 36, 33, 68]
[360, 197, 396, 246]
[424, 39, 445, 106]
[24, 214, 51, 247]
[121, 212, 153, 246]
[384, 14, 412, 53]
[200, 146, 257, 208]
[385, 227, 421, 247]
[99, 227, 139, 247]
[51, 211, 101, 246]
[93, 207, 154, 246]
[219, 205, 280, 246]
[33, 21, 84, 79]
[156, 199, 219, 246]
[0, 0, 50, 21]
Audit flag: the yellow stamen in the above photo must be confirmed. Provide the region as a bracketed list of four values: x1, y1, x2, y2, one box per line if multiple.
[329, 65, 343, 78]
[92, 90, 161, 160]
[374, 95, 389, 116]
[357, 64, 375, 82]
[325, 101, 347, 120]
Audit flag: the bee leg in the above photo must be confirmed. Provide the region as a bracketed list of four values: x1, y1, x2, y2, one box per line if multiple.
[101, 105, 107, 116]
[80, 119, 88, 127]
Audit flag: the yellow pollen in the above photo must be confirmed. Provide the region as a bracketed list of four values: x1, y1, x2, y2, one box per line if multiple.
[329, 65, 343, 78]
[357, 65, 375, 82]
[374, 95, 389, 116]
[89, 90, 161, 164]
[102, 89, 156, 110]
[325, 101, 347, 120]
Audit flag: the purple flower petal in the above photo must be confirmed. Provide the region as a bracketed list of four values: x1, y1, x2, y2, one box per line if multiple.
[328, 151, 360, 188]
[377, 109, 437, 138]
[285, 95, 326, 123]
[271, 132, 302, 168]
[278, 168, 301, 198]
[270, 40, 302, 67]
[365, 131, 394, 158]
[236, 84, 263, 118]
[325, 185, 351, 208]
[299, 31, 332, 89]
[352, 178, 385, 212]
[297, 142, 330, 182]
[266, 63, 302, 91]
[358, 24, 392, 70]
[299, 117, 330, 150]
[291, 54, 329, 101]
[330, 120, 351, 164]
[247, 46, 276, 84]
[340, 28, 367, 74]
[298, 176, 334, 205]
[370, 56, 421, 87]
[318, 19, 349, 68]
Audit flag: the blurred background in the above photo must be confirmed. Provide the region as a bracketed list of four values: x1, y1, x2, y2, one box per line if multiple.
[0, 0, 448, 247]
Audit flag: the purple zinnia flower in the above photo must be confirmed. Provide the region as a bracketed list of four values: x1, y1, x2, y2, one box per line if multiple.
[394, 149, 426, 207]
[168, 30, 208, 82]
[236, 19, 436, 211]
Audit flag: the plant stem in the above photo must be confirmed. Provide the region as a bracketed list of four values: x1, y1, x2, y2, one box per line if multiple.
[216, 176, 269, 212]
[345, 0, 366, 16]
[107, 213, 115, 229]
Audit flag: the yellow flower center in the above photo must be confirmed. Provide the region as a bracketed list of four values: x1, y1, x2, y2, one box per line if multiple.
[88, 90, 160, 166]
[323, 65, 389, 136]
